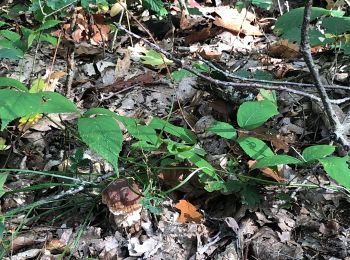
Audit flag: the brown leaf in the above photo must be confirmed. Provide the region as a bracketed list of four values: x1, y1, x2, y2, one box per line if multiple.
[248, 160, 284, 182]
[175, 199, 203, 223]
[268, 40, 300, 59]
[185, 23, 213, 44]
[213, 8, 262, 36]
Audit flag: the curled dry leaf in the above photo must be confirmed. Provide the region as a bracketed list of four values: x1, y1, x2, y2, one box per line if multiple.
[175, 199, 203, 224]
[102, 179, 142, 227]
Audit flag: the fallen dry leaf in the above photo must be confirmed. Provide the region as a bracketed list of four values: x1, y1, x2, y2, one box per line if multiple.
[213, 8, 262, 36]
[248, 160, 284, 182]
[268, 40, 300, 59]
[175, 199, 203, 224]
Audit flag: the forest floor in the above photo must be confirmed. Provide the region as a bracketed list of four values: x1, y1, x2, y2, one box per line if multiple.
[1, 1, 350, 259]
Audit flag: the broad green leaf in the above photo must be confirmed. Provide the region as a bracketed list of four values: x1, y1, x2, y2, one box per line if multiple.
[0, 90, 77, 130]
[148, 117, 196, 144]
[323, 16, 350, 35]
[141, 50, 173, 68]
[319, 156, 350, 189]
[207, 121, 237, 140]
[237, 137, 274, 160]
[237, 100, 278, 130]
[253, 155, 301, 169]
[78, 115, 123, 175]
[274, 7, 330, 36]
[0, 77, 27, 91]
[0, 21, 6, 27]
[0, 48, 23, 60]
[38, 19, 61, 31]
[254, 70, 273, 80]
[302, 145, 335, 162]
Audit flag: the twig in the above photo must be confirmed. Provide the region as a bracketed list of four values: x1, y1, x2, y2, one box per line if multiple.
[300, 0, 349, 148]
[115, 24, 350, 105]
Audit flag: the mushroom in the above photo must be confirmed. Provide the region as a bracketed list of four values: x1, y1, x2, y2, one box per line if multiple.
[102, 179, 142, 227]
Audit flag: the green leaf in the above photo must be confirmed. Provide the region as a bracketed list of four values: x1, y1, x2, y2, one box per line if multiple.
[0, 30, 21, 42]
[177, 150, 216, 178]
[302, 145, 335, 162]
[29, 79, 45, 93]
[78, 115, 123, 175]
[240, 185, 260, 205]
[207, 121, 237, 140]
[27, 33, 37, 48]
[0, 173, 8, 198]
[252, 0, 273, 10]
[237, 100, 278, 130]
[237, 137, 274, 160]
[259, 89, 277, 105]
[0, 90, 77, 130]
[141, 50, 173, 67]
[171, 69, 193, 82]
[0, 77, 27, 91]
[0, 48, 23, 60]
[274, 7, 330, 44]
[253, 155, 301, 169]
[38, 34, 58, 46]
[148, 117, 196, 144]
[323, 16, 350, 35]
[319, 156, 350, 189]
[142, 0, 167, 16]
[38, 19, 61, 31]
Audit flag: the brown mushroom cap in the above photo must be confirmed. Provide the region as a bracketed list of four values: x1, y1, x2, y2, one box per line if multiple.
[102, 179, 142, 214]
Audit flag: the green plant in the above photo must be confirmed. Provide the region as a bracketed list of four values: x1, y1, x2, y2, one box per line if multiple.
[274, 7, 350, 54]
[207, 92, 350, 192]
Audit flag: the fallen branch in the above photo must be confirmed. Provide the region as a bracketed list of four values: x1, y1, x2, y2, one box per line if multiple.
[115, 23, 350, 105]
[300, 0, 349, 148]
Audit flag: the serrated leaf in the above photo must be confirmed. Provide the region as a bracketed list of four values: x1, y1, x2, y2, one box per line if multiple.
[0, 90, 77, 130]
[253, 155, 301, 169]
[148, 117, 196, 144]
[302, 145, 335, 162]
[207, 121, 237, 140]
[78, 115, 123, 175]
[237, 137, 274, 160]
[319, 156, 350, 189]
[0, 77, 27, 91]
[237, 100, 278, 130]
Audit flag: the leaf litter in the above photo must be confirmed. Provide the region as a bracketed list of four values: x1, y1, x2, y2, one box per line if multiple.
[1, 1, 350, 259]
